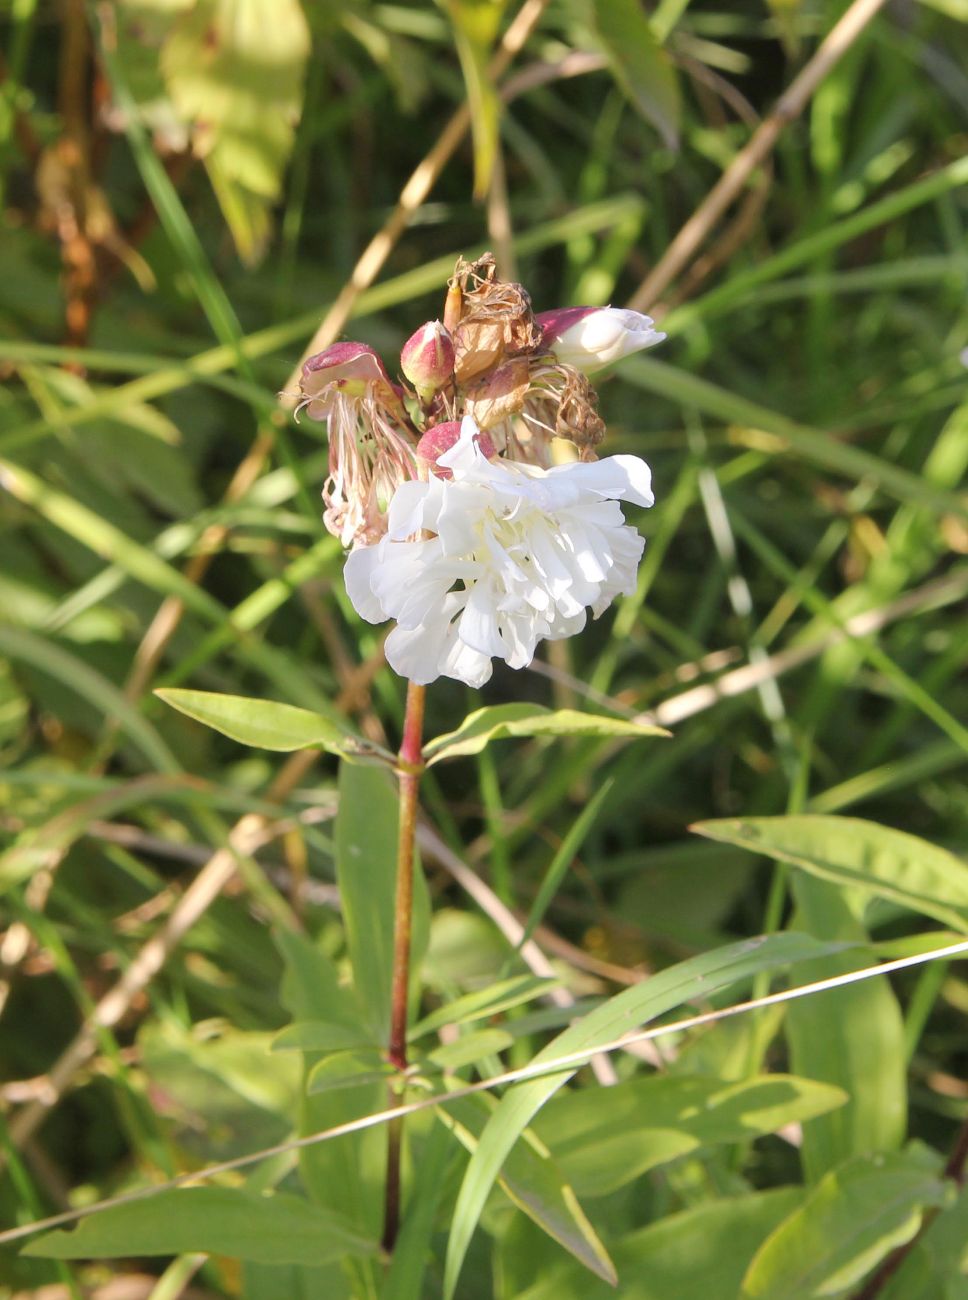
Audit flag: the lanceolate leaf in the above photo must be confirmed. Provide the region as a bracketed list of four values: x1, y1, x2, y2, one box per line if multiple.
[161, 0, 311, 263]
[515, 1189, 804, 1300]
[593, 0, 680, 149]
[443, 932, 844, 1297]
[784, 875, 906, 1183]
[439, 1093, 616, 1285]
[693, 815, 968, 932]
[533, 1073, 849, 1198]
[25, 1187, 376, 1264]
[424, 703, 667, 764]
[444, 0, 506, 198]
[336, 763, 430, 1041]
[409, 974, 558, 1040]
[740, 1148, 953, 1298]
[156, 688, 391, 762]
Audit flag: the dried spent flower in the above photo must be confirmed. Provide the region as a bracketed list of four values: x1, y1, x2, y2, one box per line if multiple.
[297, 342, 416, 547]
[464, 357, 530, 432]
[450, 254, 542, 385]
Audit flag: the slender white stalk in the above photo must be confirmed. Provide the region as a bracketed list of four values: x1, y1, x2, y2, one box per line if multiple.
[4, 936, 966, 1249]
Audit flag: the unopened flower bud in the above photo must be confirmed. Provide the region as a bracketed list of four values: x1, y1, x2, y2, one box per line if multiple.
[417, 419, 495, 479]
[536, 306, 665, 373]
[401, 321, 455, 399]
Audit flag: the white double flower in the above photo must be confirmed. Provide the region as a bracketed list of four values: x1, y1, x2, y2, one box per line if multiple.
[345, 419, 654, 687]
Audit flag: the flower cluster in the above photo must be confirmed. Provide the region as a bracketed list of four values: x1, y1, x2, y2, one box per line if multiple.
[292, 255, 664, 686]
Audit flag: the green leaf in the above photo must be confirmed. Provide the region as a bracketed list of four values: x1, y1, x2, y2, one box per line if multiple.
[306, 1050, 396, 1094]
[336, 763, 431, 1041]
[880, 1184, 968, 1300]
[161, 0, 311, 263]
[24, 1187, 376, 1264]
[515, 1189, 804, 1300]
[426, 1027, 515, 1071]
[155, 689, 390, 761]
[533, 1073, 849, 1198]
[784, 873, 907, 1182]
[692, 815, 968, 932]
[439, 1093, 616, 1286]
[741, 1148, 953, 1298]
[410, 974, 558, 1040]
[444, 0, 506, 197]
[518, 779, 615, 952]
[275, 932, 385, 1248]
[382, 1123, 456, 1300]
[424, 703, 667, 764]
[593, 0, 680, 149]
[443, 931, 843, 1298]
[272, 1022, 377, 1055]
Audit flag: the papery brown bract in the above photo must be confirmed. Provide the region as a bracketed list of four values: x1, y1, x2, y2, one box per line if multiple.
[449, 253, 542, 385]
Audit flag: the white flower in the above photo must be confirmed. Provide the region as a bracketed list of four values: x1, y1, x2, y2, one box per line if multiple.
[344, 418, 654, 687]
[536, 306, 665, 372]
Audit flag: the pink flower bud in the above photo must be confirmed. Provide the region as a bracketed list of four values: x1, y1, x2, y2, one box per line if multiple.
[536, 307, 665, 373]
[417, 419, 495, 478]
[400, 320, 455, 398]
[298, 342, 402, 420]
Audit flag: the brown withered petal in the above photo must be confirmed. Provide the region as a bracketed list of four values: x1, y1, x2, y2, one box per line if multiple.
[555, 367, 607, 452]
[464, 357, 530, 430]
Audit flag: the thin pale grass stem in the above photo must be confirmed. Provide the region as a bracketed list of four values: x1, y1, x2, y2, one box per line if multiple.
[524, 571, 968, 731]
[636, 570, 968, 729]
[628, 0, 890, 311]
[4, 937, 967, 1250]
[421, 824, 625, 1081]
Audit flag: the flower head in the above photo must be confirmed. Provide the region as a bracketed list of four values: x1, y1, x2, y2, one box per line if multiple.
[296, 343, 415, 547]
[344, 418, 654, 687]
[537, 307, 665, 372]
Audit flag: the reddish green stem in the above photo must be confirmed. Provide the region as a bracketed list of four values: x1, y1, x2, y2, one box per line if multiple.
[381, 680, 426, 1254]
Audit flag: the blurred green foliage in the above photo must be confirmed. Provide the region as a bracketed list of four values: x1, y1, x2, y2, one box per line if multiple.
[1, 0, 967, 1295]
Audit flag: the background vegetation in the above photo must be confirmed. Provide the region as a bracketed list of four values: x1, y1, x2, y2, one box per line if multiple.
[1, 0, 967, 1296]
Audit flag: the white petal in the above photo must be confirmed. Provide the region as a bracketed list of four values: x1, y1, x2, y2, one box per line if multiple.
[386, 479, 432, 538]
[546, 454, 654, 507]
[441, 636, 494, 687]
[343, 544, 386, 623]
[458, 582, 506, 658]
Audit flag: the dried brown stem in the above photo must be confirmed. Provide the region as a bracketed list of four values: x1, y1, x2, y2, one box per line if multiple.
[628, 0, 890, 313]
[280, 0, 553, 402]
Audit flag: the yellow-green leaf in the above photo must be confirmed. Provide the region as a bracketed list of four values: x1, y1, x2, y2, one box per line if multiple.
[155, 688, 390, 761]
[692, 814, 968, 932]
[593, 0, 680, 149]
[424, 703, 668, 764]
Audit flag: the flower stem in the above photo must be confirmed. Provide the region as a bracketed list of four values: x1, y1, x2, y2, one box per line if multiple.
[381, 680, 426, 1254]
